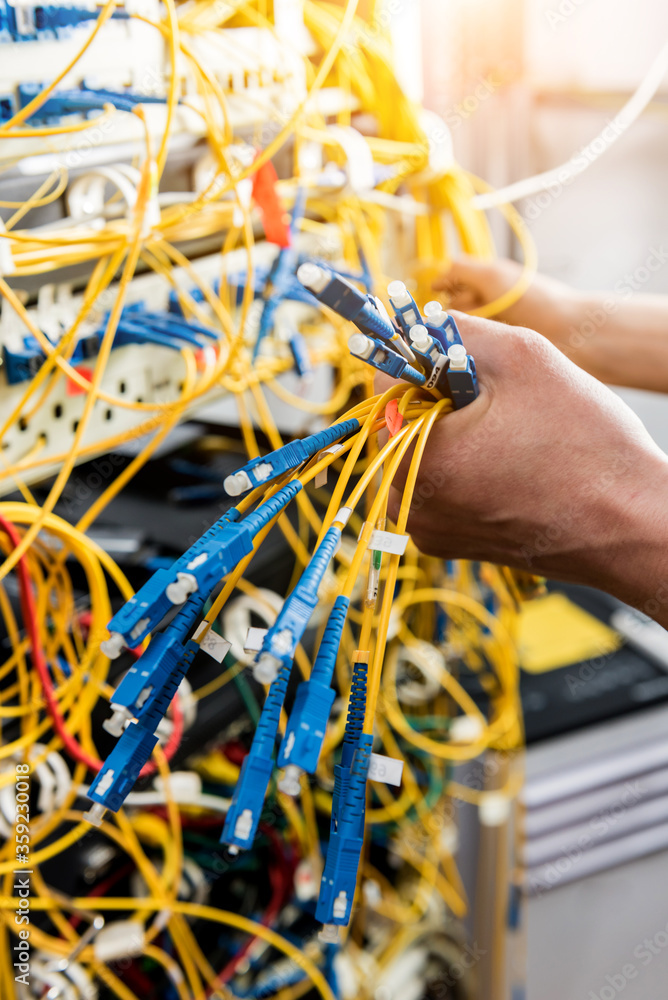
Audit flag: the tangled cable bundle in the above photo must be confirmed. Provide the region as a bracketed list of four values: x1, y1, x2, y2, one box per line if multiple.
[0, 2, 535, 997]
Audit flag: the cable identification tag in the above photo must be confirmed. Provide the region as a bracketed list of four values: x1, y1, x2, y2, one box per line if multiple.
[425, 353, 448, 391]
[193, 623, 232, 663]
[315, 442, 345, 488]
[366, 529, 409, 556]
[368, 753, 404, 786]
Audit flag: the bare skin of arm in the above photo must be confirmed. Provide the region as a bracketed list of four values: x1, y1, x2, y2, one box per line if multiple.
[377, 313, 668, 629]
[435, 256, 668, 394]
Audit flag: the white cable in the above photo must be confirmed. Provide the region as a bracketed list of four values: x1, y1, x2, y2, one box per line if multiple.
[76, 784, 231, 812]
[472, 38, 668, 210]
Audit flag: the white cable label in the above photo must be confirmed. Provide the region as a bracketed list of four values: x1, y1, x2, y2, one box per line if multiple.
[244, 627, 268, 653]
[368, 529, 409, 555]
[193, 623, 232, 663]
[368, 753, 404, 787]
[315, 442, 344, 488]
[425, 353, 448, 390]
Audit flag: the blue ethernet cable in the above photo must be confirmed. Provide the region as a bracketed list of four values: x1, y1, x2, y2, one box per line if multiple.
[347, 332, 426, 388]
[101, 480, 304, 659]
[223, 418, 360, 497]
[84, 595, 204, 827]
[221, 512, 351, 851]
[252, 186, 307, 362]
[297, 261, 416, 364]
[276, 594, 350, 794]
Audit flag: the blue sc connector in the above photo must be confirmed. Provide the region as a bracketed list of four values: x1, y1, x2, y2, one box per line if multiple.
[287, 326, 312, 380]
[253, 186, 307, 362]
[445, 344, 479, 408]
[422, 301, 463, 351]
[220, 513, 350, 850]
[84, 628, 195, 824]
[102, 592, 205, 737]
[316, 733, 373, 929]
[86, 597, 204, 825]
[101, 506, 243, 658]
[0, 93, 14, 122]
[407, 323, 452, 397]
[276, 594, 350, 794]
[222, 637, 300, 850]
[297, 261, 416, 364]
[387, 280, 422, 337]
[3, 6, 129, 41]
[3, 331, 102, 384]
[101, 480, 304, 658]
[221, 752, 275, 851]
[223, 418, 360, 498]
[252, 514, 350, 686]
[2, 340, 45, 384]
[347, 332, 426, 389]
[331, 656, 368, 836]
[85, 722, 159, 822]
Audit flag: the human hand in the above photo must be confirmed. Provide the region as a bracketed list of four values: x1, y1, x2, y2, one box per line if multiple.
[378, 312, 668, 625]
[434, 256, 583, 357]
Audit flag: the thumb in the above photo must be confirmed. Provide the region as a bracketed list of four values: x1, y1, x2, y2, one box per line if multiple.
[433, 255, 497, 289]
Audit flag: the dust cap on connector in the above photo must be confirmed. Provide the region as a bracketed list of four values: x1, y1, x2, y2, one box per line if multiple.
[319, 924, 340, 945]
[100, 632, 126, 660]
[253, 653, 282, 685]
[278, 764, 303, 797]
[348, 333, 374, 359]
[103, 705, 133, 738]
[83, 802, 107, 828]
[447, 344, 468, 369]
[165, 572, 198, 605]
[224, 470, 253, 497]
[387, 280, 411, 308]
[424, 300, 448, 324]
[297, 262, 329, 294]
[409, 324, 430, 349]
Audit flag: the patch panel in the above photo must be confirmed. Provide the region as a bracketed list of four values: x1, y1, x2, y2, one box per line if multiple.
[0, 0, 129, 43]
[0, 230, 344, 494]
[0, 14, 310, 165]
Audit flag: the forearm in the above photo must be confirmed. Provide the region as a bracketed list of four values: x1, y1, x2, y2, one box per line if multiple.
[576, 454, 668, 629]
[553, 292, 668, 393]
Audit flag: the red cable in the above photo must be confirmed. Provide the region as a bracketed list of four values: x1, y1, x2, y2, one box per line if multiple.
[140, 690, 183, 778]
[0, 515, 182, 777]
[69, 862, 135, 930]
[216, 860, 285, 986]
[214, 824, 292, 989]
[0, 514, 102, 772]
